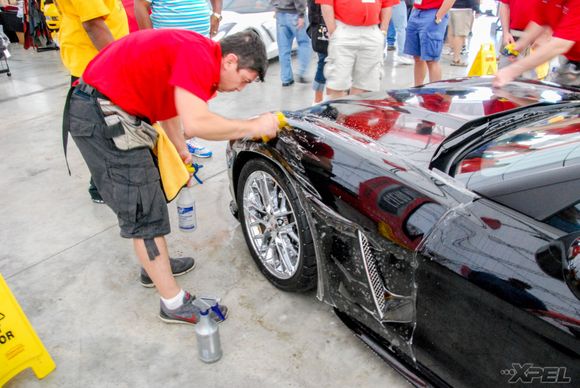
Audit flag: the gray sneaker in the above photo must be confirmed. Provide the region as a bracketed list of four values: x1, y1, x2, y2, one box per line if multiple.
[140, 257, 196, 288]
[159, 292, 229, 325]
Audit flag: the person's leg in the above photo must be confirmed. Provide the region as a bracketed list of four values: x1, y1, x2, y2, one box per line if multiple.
[276, 12, 294, 85]
[392, 2, 408, 57]
[426, 60, 442, 82]
[313, 52, 327, 103]
[414, 57, 428, 85]
[387, 21, 396, 48]
[351, 26, 384, 94]
[418, 9, 448, 82]
[324, 23, 354, 99]
[134, 237, 180, 299]
[295, 14, 312, 81]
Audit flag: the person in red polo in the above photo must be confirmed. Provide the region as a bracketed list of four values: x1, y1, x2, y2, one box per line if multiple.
[498, 0, 531, 46]
[316, 0, 398, 99]
[64, 29, 279, 325]
[404, 0, 457, 86]
[494, 0, 580, 87]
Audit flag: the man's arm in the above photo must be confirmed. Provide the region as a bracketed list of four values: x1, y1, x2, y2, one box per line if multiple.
[159, 116, 189, 161]
[175, 87, 279, 141]
[379, 7, 393, 33]
[513, 21, 546, 53]
[494, 37, 574, 87]
[320, 4, 336, 35]
[134, 0, 153, 30]
[499, 2, 514, 46]
[82, 18, 115, 50]
[435, 0, 456, 22]
[209, 0, 222, 37]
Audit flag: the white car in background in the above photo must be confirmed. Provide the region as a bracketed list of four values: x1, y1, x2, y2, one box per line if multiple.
[213, 0, 281, 59]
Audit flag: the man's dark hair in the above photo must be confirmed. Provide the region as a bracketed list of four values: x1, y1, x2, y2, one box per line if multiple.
[220, 29, 268, 82]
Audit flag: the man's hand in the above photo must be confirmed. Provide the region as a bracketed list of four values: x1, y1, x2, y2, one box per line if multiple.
[210, 15, 220, 38]
[493, 67, 518, 88]
[297, 17, 304, 30]
[248, 113, 279, 140]
[502, 32, 515, 47]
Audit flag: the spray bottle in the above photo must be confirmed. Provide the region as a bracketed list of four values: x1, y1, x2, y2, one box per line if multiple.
[177, 162, 204, 233]
[193, 297, 222, 363]
[177, 187, 196, 232]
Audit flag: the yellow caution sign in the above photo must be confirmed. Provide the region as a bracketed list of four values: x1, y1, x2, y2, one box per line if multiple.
[0, 273, 56, 386]
[468, 43, 498, 76]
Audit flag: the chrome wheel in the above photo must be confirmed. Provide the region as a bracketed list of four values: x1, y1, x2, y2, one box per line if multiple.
[242, 170, 301, 279]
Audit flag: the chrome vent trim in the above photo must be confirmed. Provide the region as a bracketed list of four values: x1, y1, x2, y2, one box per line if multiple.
[358, 231, 385, 320]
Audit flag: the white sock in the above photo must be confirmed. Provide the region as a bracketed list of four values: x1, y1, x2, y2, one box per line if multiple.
[161, 289, 185, 310]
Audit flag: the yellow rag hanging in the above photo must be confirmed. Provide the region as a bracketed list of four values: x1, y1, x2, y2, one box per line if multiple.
[152, 123, 189, 202]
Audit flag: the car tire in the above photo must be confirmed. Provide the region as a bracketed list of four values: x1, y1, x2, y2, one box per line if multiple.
[237, 158, 317, 292]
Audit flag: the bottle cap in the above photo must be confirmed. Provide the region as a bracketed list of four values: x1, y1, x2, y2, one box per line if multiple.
[200, 309, 209, 316]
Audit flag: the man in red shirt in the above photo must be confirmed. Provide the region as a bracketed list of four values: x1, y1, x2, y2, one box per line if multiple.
[494, 0, 580, 87]
[64, 29, 279, 325]
[404, 0, 457, 86]
[316, 0, 398, 99]
[498, 0, 530, 46]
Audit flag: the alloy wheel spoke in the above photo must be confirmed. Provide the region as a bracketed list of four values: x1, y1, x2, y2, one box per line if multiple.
[275, 237, 294, 274]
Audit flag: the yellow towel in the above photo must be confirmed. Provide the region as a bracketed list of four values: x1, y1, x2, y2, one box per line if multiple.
[152, 123, 189, 202]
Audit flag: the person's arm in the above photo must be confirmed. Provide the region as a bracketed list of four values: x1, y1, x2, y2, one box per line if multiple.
[379, 6, 392, 33]
[295, 0, 306, 29]
[320, 4, 336, 35]
[499, 2, 514, 46]
[160, 116, 190, 163]
[134, 0, 153, 30]
[82, 18, 115, 50]
[435, 0, 456, 22]
[175, 87, 279, 140]
[494, 36, 574, 87]
[512, 21, 546, 53]
[209, 0, 222, 37]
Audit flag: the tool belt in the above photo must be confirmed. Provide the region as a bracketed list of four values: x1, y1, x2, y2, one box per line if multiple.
[62, 81, 158, 174]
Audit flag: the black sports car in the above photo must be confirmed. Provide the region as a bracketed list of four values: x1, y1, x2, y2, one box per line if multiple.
[226, 78, 580, 387]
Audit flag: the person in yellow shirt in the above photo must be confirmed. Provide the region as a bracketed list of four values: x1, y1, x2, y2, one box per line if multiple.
[56, 0, 128, 203]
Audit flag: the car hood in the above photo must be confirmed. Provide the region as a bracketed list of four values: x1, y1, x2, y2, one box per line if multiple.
[295, 77, 580, 167]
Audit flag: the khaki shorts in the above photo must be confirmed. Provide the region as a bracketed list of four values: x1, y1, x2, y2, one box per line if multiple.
[324, 21, 384, 92]
[448, 9, 474, 37]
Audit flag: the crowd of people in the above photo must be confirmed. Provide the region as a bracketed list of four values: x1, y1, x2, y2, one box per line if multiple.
[53, 0, 580, 328]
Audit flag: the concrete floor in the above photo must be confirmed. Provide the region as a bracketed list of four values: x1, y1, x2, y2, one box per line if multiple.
[0, 14, 493, 387]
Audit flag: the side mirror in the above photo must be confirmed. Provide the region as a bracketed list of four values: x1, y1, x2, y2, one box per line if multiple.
[535, 242, 564, 280]
[536, 232, 580, 300]
[564, 237, 580, 300]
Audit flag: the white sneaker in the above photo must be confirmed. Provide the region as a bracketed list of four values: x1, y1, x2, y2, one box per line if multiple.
[394, 54, 414, 65]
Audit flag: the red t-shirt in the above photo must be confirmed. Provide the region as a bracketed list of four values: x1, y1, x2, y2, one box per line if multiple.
[499, 0, 531, 31]
[414, 0, 443, 10]
[83, 29, 221, 123]
[531, 0, 580, 61]
[316, 0, 399, 26]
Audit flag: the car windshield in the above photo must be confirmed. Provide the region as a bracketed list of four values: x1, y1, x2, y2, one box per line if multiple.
[453, 110, 580, 186]
[223, 0, 273, 13]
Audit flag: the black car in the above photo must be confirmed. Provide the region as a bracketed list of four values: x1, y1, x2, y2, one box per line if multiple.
[226, 78, 580, 387]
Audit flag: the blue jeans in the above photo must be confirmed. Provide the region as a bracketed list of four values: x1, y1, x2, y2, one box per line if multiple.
[275, 12, 312, 84]
[391, 2, 408, 56]
[313, 52, 327, 91]
[387, 22, 396, 46]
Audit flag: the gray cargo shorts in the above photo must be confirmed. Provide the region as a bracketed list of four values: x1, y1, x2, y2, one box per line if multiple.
[66, 86, 170, 239]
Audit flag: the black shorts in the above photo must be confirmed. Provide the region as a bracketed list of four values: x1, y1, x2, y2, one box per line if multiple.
[66, 86, 170, 239]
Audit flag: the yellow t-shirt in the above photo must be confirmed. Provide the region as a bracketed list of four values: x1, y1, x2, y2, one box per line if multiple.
[56, 0, 129, 77]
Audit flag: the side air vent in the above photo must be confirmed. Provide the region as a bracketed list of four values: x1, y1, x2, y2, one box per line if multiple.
[359, 231, 386, 320]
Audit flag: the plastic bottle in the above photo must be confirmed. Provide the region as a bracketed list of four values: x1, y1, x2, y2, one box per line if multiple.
[195, 309, 222, 363]
[177, 187, 196, 232]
